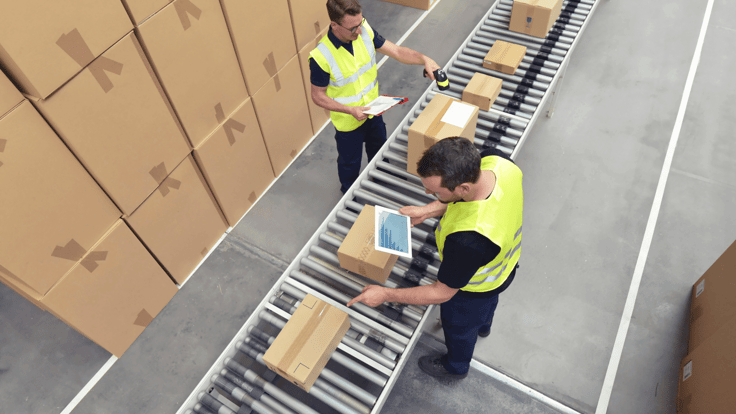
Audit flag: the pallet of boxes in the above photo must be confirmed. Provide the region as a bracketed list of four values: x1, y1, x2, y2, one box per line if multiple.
[677, 240, 736, 414]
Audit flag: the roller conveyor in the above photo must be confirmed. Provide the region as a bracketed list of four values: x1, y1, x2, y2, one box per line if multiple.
[176, 0, 600, 412]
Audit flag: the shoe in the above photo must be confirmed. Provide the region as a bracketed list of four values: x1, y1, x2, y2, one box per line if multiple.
[478, 328, 490, 338]
[418, 355, 468, 379]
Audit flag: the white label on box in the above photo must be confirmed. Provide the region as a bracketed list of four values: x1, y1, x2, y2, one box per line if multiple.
[683, 361, 692, 381]
[696, 279, 705, 297]
[441, 101, 475, 128]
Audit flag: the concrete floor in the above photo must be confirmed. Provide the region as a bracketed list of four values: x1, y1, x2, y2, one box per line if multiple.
[1, 0, 735, 413]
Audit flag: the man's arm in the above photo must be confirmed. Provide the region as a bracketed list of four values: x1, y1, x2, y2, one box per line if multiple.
[377, 40, 441, 79]
[311, 83, 369, 122]
[399, 200, 447, 227]
[347, 280, 458, 307]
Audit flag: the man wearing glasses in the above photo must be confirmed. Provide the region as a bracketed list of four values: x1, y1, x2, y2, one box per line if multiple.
[310, 0, 441, 194]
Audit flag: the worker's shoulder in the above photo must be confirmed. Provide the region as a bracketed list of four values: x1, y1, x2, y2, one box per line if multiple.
[480, 147, 514, 164]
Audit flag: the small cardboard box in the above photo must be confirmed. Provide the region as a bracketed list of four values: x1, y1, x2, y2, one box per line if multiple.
[252, 55, 313, 177]
[688, 240, 736, 353]
[299, 28, 332, 135]
[136, 0, 248, 148]
[194, 97, 275, 227]
[379, 0, 438, 11]
[286, 0, 331, 51]
[0, 0, 132, 99]
[120, 0, 173, 26]
[30, 32, 191, 216]
[462, 73, 503, 112]
[406, 94, 478, 176]
[483, 41, 527, 75]
[338, 205, 399, 284]
[263, 294, 350, 391]
[220, 0, 297, 96]
[677, 316, 736, 414]
[125, 155, 228, 284]
[0, 69, 22, 117]
[41, 220, 178, 357]
[509, 0, 563, 39]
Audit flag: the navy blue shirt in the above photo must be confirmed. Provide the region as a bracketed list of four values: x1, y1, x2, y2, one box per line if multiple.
[309, 26, 386, 88]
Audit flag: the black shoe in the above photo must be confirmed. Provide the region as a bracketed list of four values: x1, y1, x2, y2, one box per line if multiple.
[478, 328, 490, 338]
[418, 355, 468, 379]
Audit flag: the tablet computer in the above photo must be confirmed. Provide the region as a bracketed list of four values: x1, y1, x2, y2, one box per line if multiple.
[374, 205, 412, 259]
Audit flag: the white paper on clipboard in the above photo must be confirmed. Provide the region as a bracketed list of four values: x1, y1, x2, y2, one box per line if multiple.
[440, 101, 475, 128]
[363, 96, 405, 116]
[374, 205, 412, 259]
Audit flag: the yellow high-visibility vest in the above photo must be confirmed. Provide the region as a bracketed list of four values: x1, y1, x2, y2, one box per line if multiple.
[309, 20, 380, 132]
[436, 155, 523, 292]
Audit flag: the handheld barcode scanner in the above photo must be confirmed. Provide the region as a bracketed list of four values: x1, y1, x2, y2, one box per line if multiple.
[423, 68, 450, 91]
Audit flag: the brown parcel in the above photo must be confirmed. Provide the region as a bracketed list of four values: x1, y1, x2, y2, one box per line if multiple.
[483, 41, 527, 75]
[0, 101, 120, 299]
[677, 315, 736, 414]
[0, 0, 132, 99]
[338, 205, 399, 284]
[125, 155, 228, 284]
[379, 0, 438, 11]
[263, 294, 350, 392]
[298, 27, 332, 135]
[462, 73, 503, 112]
[220, 0, 297, 96]
[194, 97, 275, 227]
[688, 240, 736, 353]
[406, 93, 479, 176]
[286, 0, 331, 51]
[252, 55, 313, 177]
[509, 0, 563, 39]
[0, 69, 22, 117]
[120, 0, 173, 26]
[41, 220, 178, 357]
[136, 0, 248, 148]
[30, 32, 191, 216]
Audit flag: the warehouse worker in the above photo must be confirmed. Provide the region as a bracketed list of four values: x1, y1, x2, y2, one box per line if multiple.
[347, 137, 523, 380]
[310, 0, 441, 194]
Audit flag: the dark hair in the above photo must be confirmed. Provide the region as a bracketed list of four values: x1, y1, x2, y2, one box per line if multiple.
[416, 137, 481, 191]
[326, 0, 362, 24]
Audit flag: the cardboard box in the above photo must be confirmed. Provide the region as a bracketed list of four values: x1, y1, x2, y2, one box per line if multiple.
[136, 0, 248, 148]
[120, 0, 173, 26]
[41, 220, 178, 357]
[338, 205, 399, 284]
[509, 0, 563, 39]
[286, 0, 331, 51]
[483, 40, 527, 75]
[0, 0, 132, 99]
[298, 28, 332, 135]
[125, 155, 228, 284]
[220, 0, 297, 96]
[30, 32, 191, 216]
[462, 73, 503, 112]
[677, 316, 736, 414]
[194, 98, 275, 226]
[263, 294, 350, 391]
[0, 69, 22, 117]
[252, 55, 313, 177]
[379, 0, 438, 11]
[688, 240, 736, 352]
[0, 101, 120, 298]
[406, 94, 478, 176]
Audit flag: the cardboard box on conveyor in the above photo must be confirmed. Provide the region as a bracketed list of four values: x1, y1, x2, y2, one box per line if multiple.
[262, 294, 350, 392]
[483, 40, 527, 75]
[338, 205, 399, 284]
[462, 72, 503, 111]
[508, 0, 563, 39]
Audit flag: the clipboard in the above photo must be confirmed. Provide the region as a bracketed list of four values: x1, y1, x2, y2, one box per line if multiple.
[363, 95, 409, 116]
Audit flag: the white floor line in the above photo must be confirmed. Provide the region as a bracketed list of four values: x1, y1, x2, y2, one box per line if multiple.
[594, 0, 715, 413]
[376, 0, 442, 70]
[60, 356, 117, 414]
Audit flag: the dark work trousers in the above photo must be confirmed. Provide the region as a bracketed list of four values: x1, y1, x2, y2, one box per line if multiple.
[334, 115, 387, 193]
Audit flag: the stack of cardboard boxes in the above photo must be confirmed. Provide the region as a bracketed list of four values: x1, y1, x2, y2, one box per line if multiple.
[0, 0, 330, 356]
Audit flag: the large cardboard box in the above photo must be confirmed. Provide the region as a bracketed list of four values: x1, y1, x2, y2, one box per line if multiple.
[263, 294, 350, 391]
[688, 240, 736, 352]
[194, 98, 275, 227]
[509, 0, 563, 39]
[0, 0, 132, 99]
[483, 40, 527, 75]
[379, 0, 438, 11]
[677, 316, 736, 414]
[406, 94, 478, 176]
[286, 0, 331, 52]
[30, 32, 191, 216]
[136, 0, 248, 148]
[220, 0, 297, 96]
[338, 205, 399, 284]
[0, 69, 22, 117]
[120, 0, 173, 26]
[298, 28, 332, 135]
[462, 73, 503, 112]
[125, 155, 228, 284]
[252, 55, 313, 177]
[0, 101, 120, 299]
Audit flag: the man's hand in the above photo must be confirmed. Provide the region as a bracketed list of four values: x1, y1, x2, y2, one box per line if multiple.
[423, 58, 441, 81]
[399, 205, 432, 227]
[347, 285, 388, 307]
[350, 106, 370, 121]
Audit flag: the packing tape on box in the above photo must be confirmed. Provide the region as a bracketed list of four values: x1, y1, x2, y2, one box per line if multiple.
[51, 239, 108, 272]
[248, 192, 257, 203]
[57, 29, 124, 93]
[278, 297, 325, 375]
[175, 0, 202, 31]
[263, 52, 282, 92]
[149, 162, 182, 197]
[134, 308, 154, 327]
[214, 103, 246, 146]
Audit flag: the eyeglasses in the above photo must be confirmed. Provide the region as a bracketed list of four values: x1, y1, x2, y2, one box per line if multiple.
[337, 17, 365, 34]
